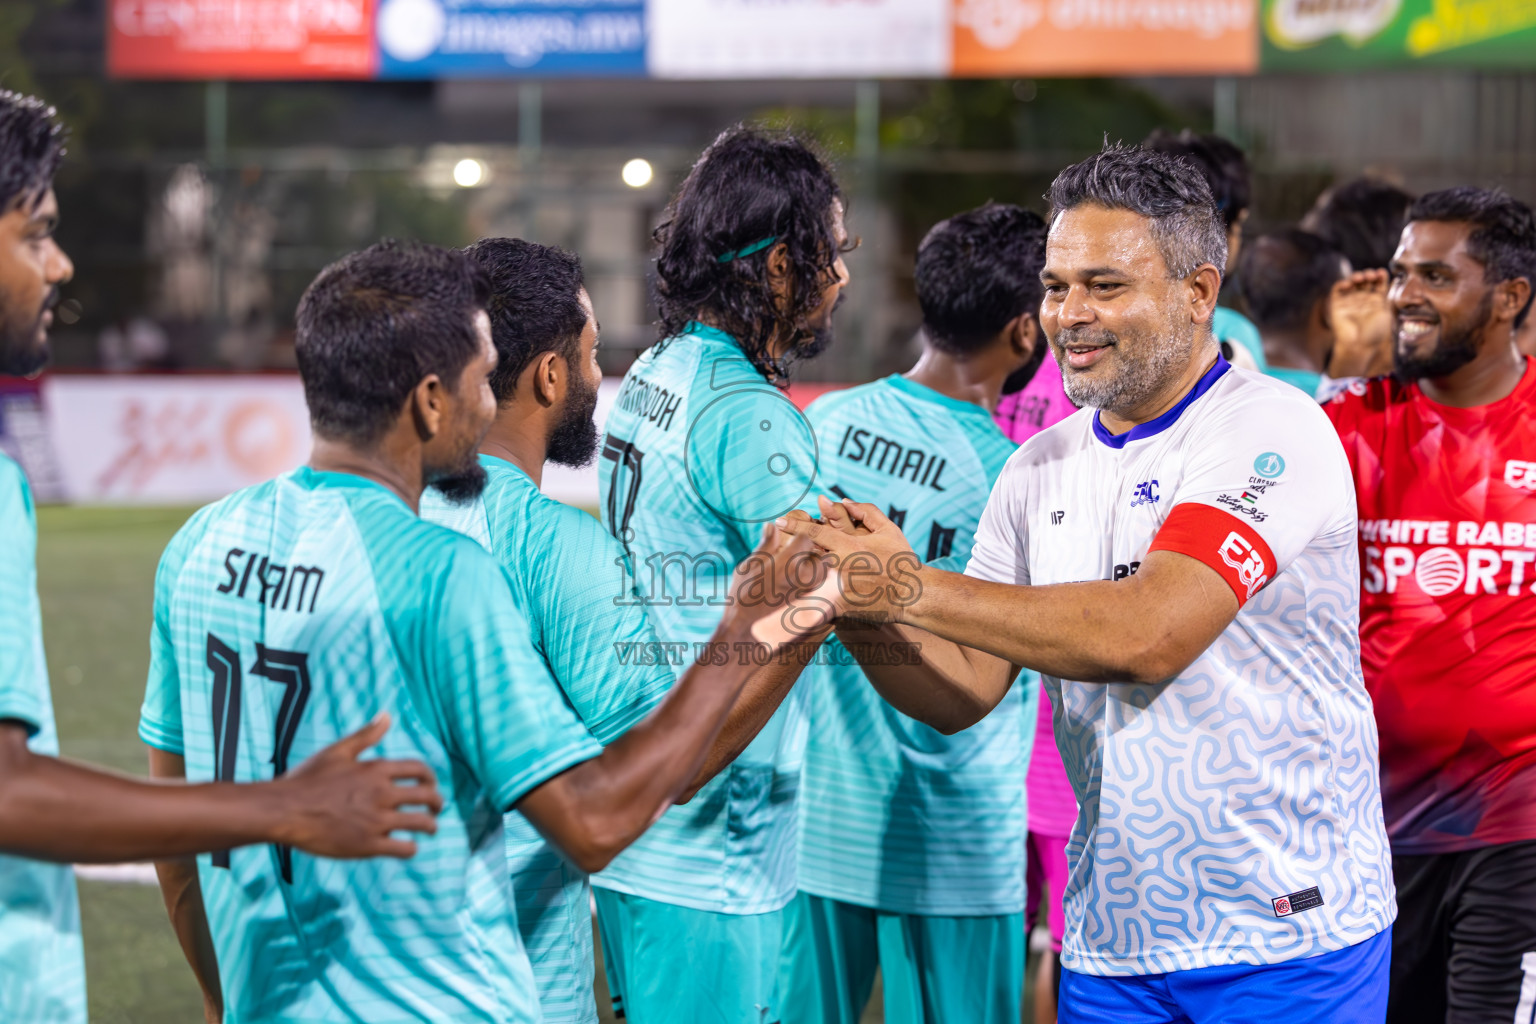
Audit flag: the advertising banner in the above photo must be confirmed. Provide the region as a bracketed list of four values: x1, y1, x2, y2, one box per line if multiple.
[646, 0, 951, 79]
[1262, 0, 1536, 69]
[108, 0, 377, 78]
[43, 376, 313, 504]
[375, 0, 645, 77]
[953, 0, 1258, 75]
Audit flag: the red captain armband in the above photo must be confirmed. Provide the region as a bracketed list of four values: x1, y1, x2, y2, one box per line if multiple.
[1147, 503, 1277, 607]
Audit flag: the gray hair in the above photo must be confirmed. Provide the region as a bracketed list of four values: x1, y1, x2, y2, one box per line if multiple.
[1046, 143, 1228, 280]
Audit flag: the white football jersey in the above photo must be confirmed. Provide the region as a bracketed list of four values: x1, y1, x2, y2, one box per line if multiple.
[965, 358, 1395, 977]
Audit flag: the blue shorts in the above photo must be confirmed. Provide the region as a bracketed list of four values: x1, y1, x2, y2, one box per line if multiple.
[1060, 927, 1391, 1024]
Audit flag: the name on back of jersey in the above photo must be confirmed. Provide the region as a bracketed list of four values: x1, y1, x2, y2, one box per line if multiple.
[217, 546, 325, 613]
[1360, 518, 1536, 597]
[834, 425, 948, 492]
[614, 373, 682, 432]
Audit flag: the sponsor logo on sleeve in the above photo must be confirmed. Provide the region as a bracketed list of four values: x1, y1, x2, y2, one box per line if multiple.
[1219, 530, 1271, 598]
[1253, 452, 1286, 479]
[1272, 886, 1325, 918]
[1505, 460, 1536, 491]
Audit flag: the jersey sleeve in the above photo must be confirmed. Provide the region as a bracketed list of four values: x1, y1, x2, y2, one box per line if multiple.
[528, 506, 672, 744]
[963, 454, 1031, 586]
[139, 506, 219, 754]
[687, 384, 822, 551]
[1147, 390, 1353, 607]
[432, 548, 603, 811]
[0, 459, 45, 736]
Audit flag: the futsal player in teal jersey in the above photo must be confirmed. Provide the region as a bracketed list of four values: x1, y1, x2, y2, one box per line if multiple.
[0, 92, 444, 1024]
[591, 127, 849, 1024]
[781, 204, 1045, 1024]
[421, 237, 817, 1023]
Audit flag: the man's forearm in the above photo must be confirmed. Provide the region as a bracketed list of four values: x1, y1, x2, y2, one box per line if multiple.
[519, 616, 764, 871]
[0, 745, 289, 863]
[681, 630, 829, 801]
[833, 620, 1005, 734]
[154, 856, 223, 1022]
[890, 557, 1230, 685]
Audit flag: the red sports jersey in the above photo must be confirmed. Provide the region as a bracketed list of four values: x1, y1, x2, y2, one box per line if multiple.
[1327, 358, 1536, 853]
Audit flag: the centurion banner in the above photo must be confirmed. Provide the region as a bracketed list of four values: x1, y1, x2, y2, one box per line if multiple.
[1262, 0, 1536, 68]
[103, 0, 1535, 78]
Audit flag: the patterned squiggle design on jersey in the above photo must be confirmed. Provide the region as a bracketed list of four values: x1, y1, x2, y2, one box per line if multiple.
[1056, 531, 1395, 976]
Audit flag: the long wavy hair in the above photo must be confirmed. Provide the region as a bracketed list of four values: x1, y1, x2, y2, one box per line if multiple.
[653, 125, 850, 384]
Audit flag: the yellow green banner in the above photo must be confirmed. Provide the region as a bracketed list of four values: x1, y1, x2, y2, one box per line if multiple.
[1263, 0, 1536, 68]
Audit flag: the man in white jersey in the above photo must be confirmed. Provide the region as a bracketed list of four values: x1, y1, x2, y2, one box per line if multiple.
[777, 143, 1395, 1022]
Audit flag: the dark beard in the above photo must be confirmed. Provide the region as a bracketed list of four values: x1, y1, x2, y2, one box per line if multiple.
[547, 370, 601, 469]
[1393, 293, 1491, 382]
[428, 460, 488, 506]
[0, 286, 54, 377]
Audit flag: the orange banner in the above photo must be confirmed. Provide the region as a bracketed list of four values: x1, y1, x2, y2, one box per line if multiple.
[108, 0, 376, 79]
[952, 0, 1259, 75]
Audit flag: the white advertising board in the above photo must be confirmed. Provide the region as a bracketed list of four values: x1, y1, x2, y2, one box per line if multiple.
[646, 0, 951, 79]
[40, 374, 618, 509]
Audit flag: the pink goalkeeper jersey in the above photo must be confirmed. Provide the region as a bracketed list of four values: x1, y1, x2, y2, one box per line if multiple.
[994, 351, 1080, 448]
[994, 355, 1080, 837]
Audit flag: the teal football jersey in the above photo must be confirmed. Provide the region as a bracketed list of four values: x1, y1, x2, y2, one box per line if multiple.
[592, 323, 820, 914]
[421, 455, 672, 1024]
[797, 376, 1038, 916]
[0, 454, 87, 1024]
[139, 467, 602, 1024]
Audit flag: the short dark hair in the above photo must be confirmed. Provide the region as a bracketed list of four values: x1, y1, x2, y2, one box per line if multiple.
[654, 125, 848, 381]
[296, 240, 491, 445]
[0, 91, 67, 214]
[1236, 229, 1346, 332]
[464, 237, 587, 403]
[1142, 129, 1250, 229]
[1047, 142, 1227, 280]
[1302, 177, 1415, 272]
[916, 203, 1048, 360]
[1407, 186, 1536, 328]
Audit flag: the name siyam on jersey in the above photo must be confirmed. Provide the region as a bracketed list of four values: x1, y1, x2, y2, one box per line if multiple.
[216, 547, 325, 613]
[835, 426, 948, 492]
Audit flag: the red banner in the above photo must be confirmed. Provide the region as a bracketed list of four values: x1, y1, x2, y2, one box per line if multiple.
[108, 0, 377, 79]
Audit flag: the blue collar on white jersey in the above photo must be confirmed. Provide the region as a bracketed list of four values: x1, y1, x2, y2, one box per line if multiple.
[1090, 355, 1232, 450]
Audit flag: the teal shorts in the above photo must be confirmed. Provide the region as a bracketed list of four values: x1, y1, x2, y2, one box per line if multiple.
[593, 887, 785, 1024]
[777, 890, 1025, 1024]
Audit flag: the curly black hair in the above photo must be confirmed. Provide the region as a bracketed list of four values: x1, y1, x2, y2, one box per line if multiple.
[296, 240, 492, 445]
[0, 91, 67, 214]
[652, 125, 850, 385]
[464, 237, 587, 403]
[916, 202, 1048, 357]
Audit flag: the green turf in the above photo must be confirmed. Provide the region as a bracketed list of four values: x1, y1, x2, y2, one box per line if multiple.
[36, 504, 908, 1023]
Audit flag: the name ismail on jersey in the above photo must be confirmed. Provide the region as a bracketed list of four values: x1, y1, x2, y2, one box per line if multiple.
[834, 425, 951, 492]
[1360, 518, 1536, 597]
